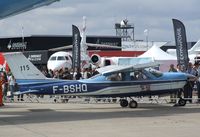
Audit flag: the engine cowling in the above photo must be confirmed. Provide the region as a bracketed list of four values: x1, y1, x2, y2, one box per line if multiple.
[90, 54, 101, 66]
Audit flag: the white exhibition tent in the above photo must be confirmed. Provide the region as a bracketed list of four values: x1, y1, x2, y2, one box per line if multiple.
[138, 45, 177, 71]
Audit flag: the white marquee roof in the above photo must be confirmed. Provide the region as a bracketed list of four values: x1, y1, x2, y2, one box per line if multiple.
[138, 45, 177, 60]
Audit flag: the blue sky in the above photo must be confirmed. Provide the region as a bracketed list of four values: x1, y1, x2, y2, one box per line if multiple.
[0, 0, 200, 42]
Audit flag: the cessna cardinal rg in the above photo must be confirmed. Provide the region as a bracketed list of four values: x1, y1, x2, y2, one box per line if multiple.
[0, 0, 59, 19]
[4, 52, 196, 108]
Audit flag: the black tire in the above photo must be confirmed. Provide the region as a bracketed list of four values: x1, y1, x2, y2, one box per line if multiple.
[120, 99, 128, 107]
[178, 98, 186, 106]
[54, 99, 57, 103]
[129, 100, 138, 108]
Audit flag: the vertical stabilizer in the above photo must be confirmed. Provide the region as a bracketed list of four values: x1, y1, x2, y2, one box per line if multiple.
[80, 16, 90, 62]
[188, 39, 200, 54]
[3, 52, 46, 80]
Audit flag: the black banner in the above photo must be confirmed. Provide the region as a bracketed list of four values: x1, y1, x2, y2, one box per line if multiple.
[172, 19, 189, 72]
[72, 25, 81, 73]
[23, 50, 48, 64]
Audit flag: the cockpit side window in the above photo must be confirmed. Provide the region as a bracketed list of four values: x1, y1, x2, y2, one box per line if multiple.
[107, 73, 122, 81]
[50, 56, 56, 61]
[130, 70, 148, 80]
[57, 56, 65, 61]
[65, 56, 69, 60]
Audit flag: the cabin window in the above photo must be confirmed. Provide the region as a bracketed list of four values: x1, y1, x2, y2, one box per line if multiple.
[147, 68, 163, 78]
[107, 73, 122, 81]
[50, 56, 56, 61]
[130, 71, 147, 80]
[57, 56, 65, 61]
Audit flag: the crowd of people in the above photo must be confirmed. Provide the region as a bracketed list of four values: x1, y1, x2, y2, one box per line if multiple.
[168, 62, 200, 103]
[40, 67, 99, 80]
[0, 70, 19, 102]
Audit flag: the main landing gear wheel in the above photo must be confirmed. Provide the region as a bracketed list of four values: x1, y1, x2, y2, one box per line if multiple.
[120, 99, 128, 107]
[129, 100, 138, 108]
[178, 98, 186, 106]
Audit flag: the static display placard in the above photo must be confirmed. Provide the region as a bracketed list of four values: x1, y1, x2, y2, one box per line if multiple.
[23, 50, 48, 64]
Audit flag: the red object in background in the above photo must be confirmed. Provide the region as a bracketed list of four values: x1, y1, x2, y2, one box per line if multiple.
[88, 50, 145, 57]
[0, 52, 9, 72]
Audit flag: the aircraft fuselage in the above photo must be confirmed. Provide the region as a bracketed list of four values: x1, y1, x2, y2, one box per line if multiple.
[16, 78, 186, 97]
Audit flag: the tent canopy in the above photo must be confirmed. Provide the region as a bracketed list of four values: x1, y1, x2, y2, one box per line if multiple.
[138, 45, 177, 60]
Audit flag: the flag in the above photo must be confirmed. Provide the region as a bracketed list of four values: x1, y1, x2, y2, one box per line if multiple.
[72, 25, 81, 73]
[172, 19, 189, 72]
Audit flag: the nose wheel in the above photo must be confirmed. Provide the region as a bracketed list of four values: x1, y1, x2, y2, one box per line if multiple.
[129, 100, 138, 108]
[120, 98, 138, 108]
[178, 98, 186, 106]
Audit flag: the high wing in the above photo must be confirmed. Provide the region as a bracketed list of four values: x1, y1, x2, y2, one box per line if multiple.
[97, 62, 160, 76]
[0, 0, 60, 19]
[48, 43, 121, 51]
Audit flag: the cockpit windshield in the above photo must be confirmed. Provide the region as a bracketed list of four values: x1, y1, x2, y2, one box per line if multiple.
[57, 56, 66, 61]
[50, 56, 56, 61]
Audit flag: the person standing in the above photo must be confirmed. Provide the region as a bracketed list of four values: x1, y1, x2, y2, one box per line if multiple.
[0, 74, 4, 106]
[168, 64, 177, 103]
[184, 62, 197, 103]
[176, 64, 183, 72]
[1, 71, 8, 101]
[194, 62, 200, 103]
[8, 74, 16, 101]
[176, 64, 184, 99]
[169, 64, 178, 72]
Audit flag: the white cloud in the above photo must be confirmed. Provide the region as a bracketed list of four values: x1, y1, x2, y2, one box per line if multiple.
[0, 0, 200, 42]
[33, 7, 76, 16]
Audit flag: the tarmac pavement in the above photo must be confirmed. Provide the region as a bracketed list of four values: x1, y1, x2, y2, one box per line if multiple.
[1, 102, 200, 137]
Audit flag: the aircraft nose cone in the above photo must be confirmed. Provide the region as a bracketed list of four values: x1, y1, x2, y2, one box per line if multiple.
[47, 61, 58, 71]
[185, 74, 197, 82]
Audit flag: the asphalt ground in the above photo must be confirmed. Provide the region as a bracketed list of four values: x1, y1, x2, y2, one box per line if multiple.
[1, 101, 200, 137]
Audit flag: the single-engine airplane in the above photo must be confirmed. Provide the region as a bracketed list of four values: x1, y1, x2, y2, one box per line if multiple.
[4, 52, 195, 108]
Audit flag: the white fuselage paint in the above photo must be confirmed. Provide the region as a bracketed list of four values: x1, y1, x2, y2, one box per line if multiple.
[52, 80, 186, 96]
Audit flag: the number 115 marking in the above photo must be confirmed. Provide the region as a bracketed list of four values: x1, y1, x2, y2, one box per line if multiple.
[20, 65, 30, 71]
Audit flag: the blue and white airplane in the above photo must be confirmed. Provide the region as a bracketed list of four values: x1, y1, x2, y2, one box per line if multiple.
[4, 52, 195, 108]
[0, 0, 59, 19]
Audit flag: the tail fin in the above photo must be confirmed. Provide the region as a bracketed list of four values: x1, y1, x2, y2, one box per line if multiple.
[3, 52, 46, 80]
[188, 39, 200, 54]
